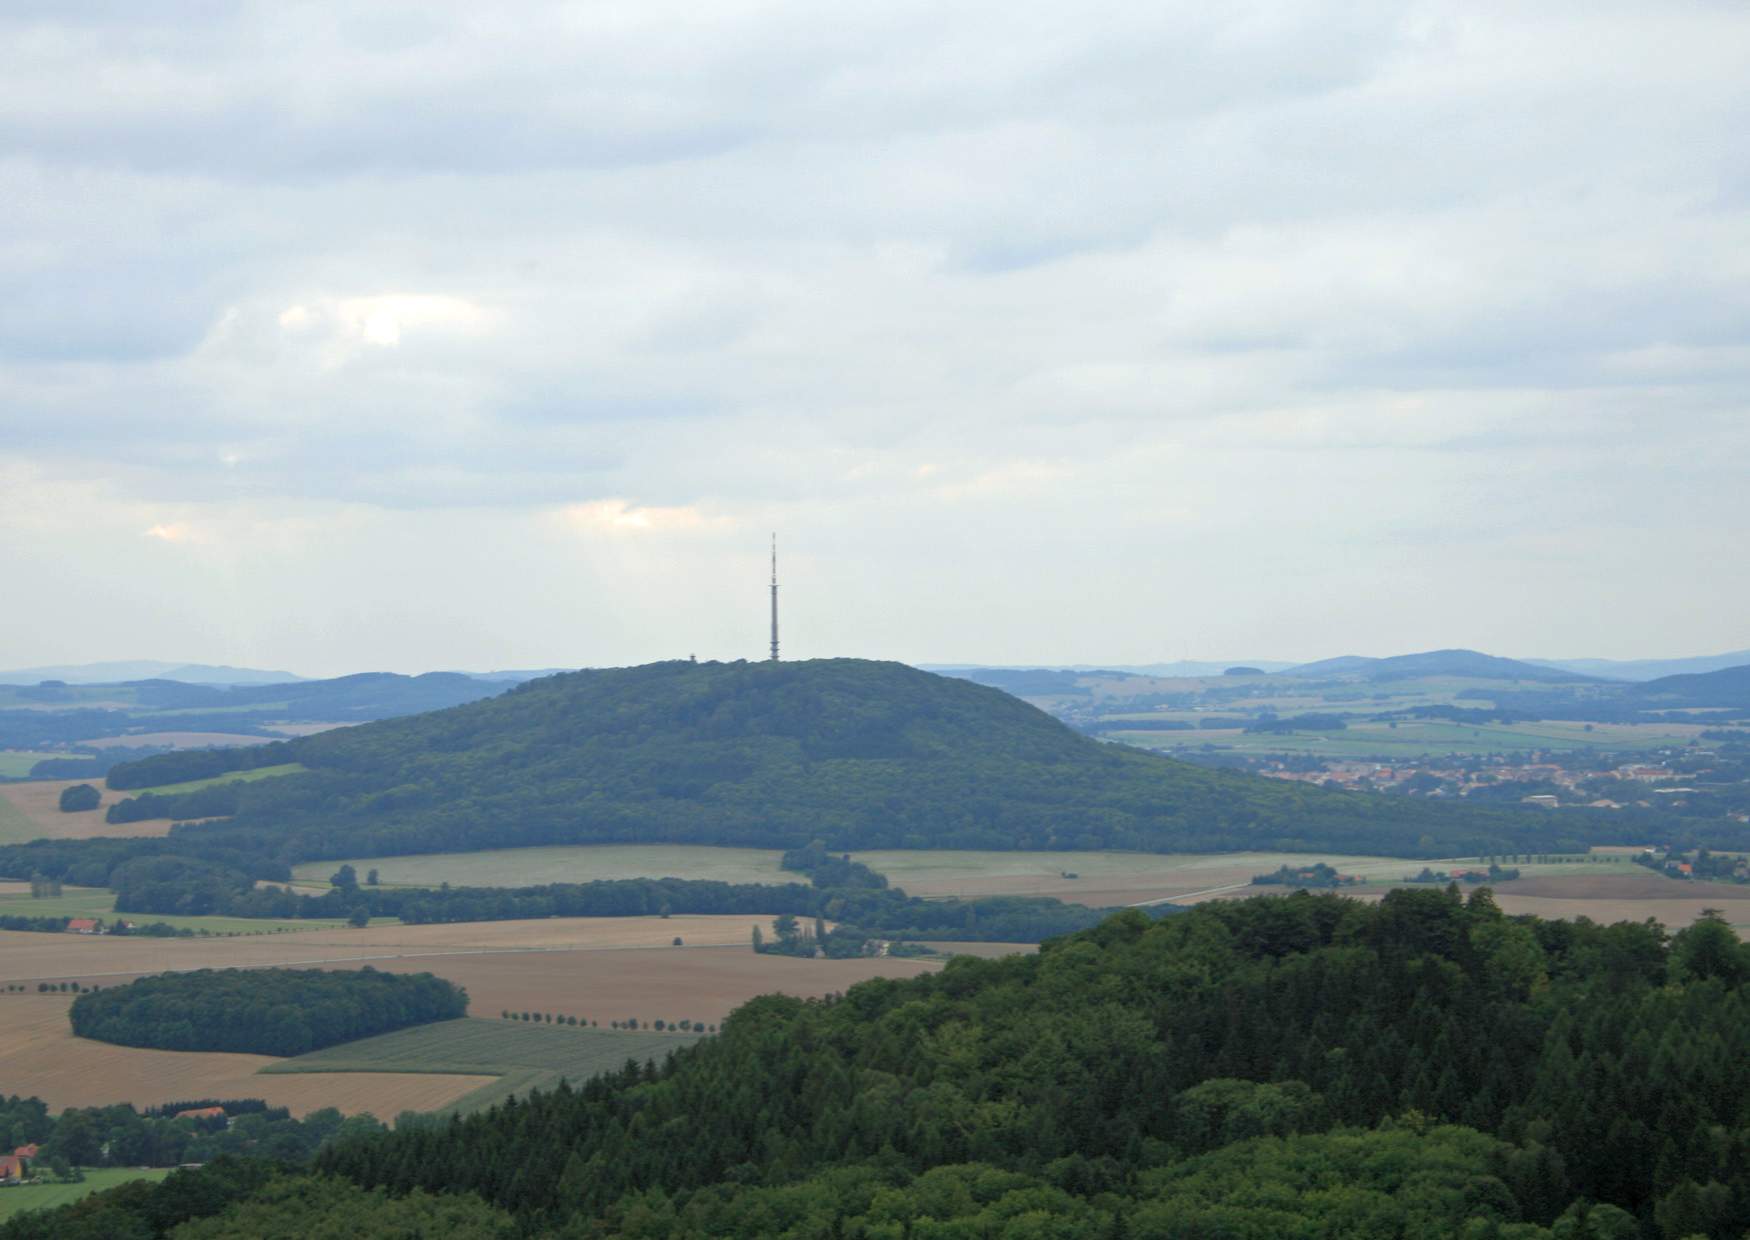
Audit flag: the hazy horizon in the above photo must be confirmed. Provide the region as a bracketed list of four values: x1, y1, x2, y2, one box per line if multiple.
[3, 2, 1745, 675]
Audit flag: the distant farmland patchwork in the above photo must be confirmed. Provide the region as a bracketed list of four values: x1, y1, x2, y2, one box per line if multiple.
[0, 920, 940, 1117]
[1110, 717, 1710, 757]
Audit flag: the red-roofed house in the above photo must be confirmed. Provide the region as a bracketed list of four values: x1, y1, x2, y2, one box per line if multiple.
[174, 1107, 228, 1125]
[12, 1145, 37, 1160]
[64, 918, 101, 935]
[0, 1156, 26, 1183]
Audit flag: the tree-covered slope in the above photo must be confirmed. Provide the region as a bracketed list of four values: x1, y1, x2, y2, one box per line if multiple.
[24, 891, 1749, 1237]
[1628, 662, 1750, 708]
[108, 658, 1582, 860]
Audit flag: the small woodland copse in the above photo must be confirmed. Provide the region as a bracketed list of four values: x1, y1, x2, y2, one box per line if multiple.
[69, 968, 467, 1057]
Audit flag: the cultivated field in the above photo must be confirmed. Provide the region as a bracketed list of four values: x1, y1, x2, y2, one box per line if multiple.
[0, 779, 175, 843]
[845, 848, 1521, 906]
[1205, 865, 1750, 933]
[0, 885, 354, 935]
[0, 914, 782, 983]
[0, 1168, 170, 1221]
[319, 943, 939, 1028]
[0, 752, 63, 779]
[283, 843, 1680, 923]
[265, 1018, 701, 1114]
[81, 731, 274, 750]
[292, 844, 793, 889]
[0, 994, 491, 1116]
[0, 916, 939, 1117]
[1113, 718, 1710, 758]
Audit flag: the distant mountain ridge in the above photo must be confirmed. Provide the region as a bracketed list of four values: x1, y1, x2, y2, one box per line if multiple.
[1524, 650, 1750, 682]
[1280, 649, 1600, 683]
[924, 661, 1298, 676]
[0, 661, 304, 686]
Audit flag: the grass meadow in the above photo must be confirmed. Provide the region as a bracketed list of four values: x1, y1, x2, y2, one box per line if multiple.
[0, 753, 65, 779]
[0, 1168, 170, 1220]
[263, 1017, 700, 1114]
[292, 844, 792, 890]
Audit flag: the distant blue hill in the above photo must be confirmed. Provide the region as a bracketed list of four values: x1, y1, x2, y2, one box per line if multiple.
[0, 661, 304, 686]
[1523, 650, 1750, 682]
[1626, 663, 1750, 708]
[1280, 649, 1601, 684]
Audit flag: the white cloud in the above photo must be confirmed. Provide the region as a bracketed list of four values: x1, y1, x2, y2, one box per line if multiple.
[558, 500, 730, 534]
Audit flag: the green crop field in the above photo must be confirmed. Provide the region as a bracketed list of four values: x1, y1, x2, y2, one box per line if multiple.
[0, 885, 364, 935]
[292, 844, 791, 890]
[142, 701, 293, 717]
[0, 1168, 170, 1220]
[263, 1017, 701, 1114]
[129, 762, 306, 797]
[0, 753, 65, 779]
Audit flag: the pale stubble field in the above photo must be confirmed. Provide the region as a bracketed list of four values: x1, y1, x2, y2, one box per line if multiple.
[0, 917, 941, 1116]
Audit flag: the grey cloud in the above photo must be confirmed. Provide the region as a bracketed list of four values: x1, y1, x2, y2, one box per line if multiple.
[0, 0, 1746, 668]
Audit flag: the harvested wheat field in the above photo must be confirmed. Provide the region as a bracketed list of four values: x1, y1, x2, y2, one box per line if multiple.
[0, 915, 782, 985]
[0, 779, 175, 842]
[0, 994, 491, 1116]
[1488, 895, 1750, 932]
[1499, 873, 1750, 902]
[1219, 874, 1750, 934]
[328, 944, 941, 1026]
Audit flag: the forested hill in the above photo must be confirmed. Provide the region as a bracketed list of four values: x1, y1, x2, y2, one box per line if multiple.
[1627, 662, 1750, 708]
[107, 658, 1590, 861]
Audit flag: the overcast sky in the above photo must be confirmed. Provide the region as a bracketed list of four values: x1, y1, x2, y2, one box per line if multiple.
[2, 1, 1746, 676]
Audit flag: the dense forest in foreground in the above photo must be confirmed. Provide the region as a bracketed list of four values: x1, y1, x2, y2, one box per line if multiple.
[95, 659, 1701, 862]
[14, 889, 1750, 1238]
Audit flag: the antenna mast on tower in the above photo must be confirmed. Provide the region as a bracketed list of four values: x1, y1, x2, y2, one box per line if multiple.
[768, 533, 780, 662]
